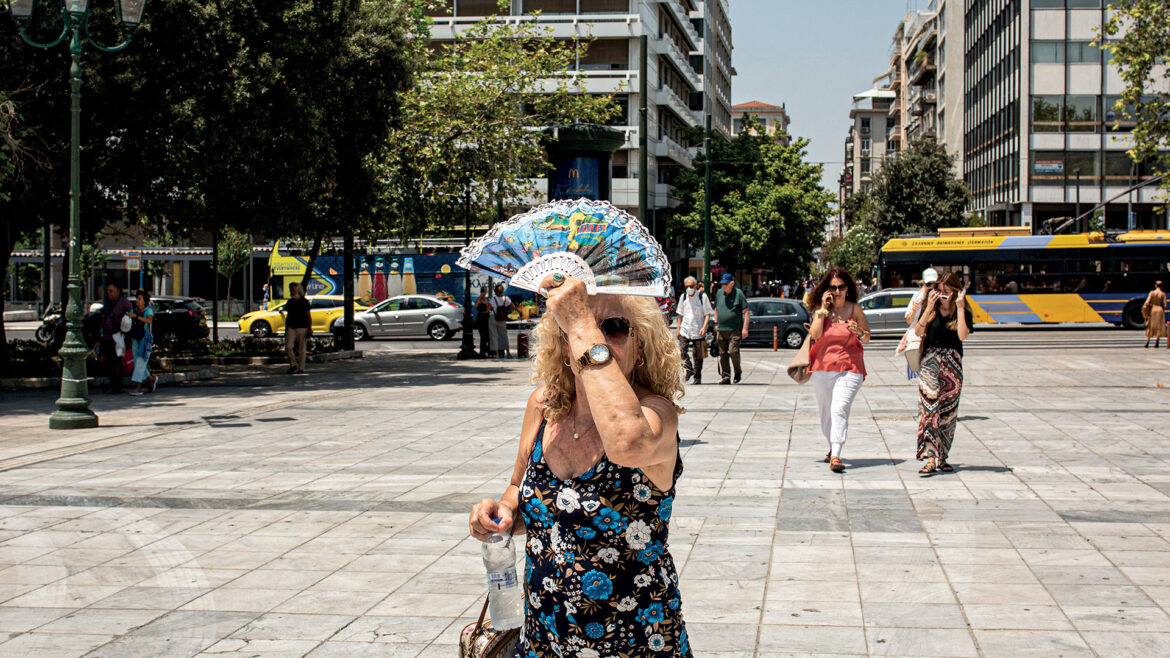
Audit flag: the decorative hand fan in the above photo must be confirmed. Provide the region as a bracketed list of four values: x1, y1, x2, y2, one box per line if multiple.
[457, 198, 671, 297]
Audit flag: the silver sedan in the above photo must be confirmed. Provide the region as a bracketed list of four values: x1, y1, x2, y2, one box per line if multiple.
[340, 295, 464, 341]
[858, 287, 921, 335]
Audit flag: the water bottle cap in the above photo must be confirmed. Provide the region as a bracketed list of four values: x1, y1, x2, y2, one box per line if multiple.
[491, 517, 502, 524]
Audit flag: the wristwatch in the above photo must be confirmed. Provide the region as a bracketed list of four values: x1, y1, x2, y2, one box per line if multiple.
[575, 344, 613, 371]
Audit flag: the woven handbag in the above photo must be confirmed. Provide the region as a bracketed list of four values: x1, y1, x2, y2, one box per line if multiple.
[459, 597, 520, 658]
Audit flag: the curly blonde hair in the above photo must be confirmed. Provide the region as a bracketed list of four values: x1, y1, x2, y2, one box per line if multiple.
[531, 295, 685, 422]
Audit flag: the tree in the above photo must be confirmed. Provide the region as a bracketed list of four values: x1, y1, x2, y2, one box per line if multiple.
[825, 222, 880, 280]
[865, 139, 970, 254]
[1, 0, 416, 370]
[1099, 1, 1170, 194]
[671, 117, 836, 280]
[216, 229, 252, 301]
[375, 1, 619, 239]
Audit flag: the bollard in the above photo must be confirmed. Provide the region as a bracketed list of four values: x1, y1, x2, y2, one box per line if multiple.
[773, 325, 778, 352]
[517, 331, 530, 359]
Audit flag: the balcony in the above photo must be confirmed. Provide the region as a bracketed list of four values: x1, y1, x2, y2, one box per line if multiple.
[859, 126, 871, 136]
[887, 125, 902, 141]
[908, 52, 936, 86]
[911, 99, 925, 116]
[923, 90, 937, 104]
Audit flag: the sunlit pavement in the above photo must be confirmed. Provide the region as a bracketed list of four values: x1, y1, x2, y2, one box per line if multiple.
[0, 327, 1168, 656]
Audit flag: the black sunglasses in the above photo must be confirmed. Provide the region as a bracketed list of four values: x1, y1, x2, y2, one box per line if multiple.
[600, 317, 632, 338]
[828, 284, 849, 292]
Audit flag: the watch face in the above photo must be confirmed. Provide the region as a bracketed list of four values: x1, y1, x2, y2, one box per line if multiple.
[588, 344, 612, 364]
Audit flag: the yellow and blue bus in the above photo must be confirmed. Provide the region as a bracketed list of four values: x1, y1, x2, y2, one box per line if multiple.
[880, 228, 1170, 329]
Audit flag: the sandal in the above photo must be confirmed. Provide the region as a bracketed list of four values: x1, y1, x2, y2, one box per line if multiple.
[918, 457, 937, 476]
[824, 452, 831, 463]
[829, 456, 845, 473]
[939, 461, 954, 473]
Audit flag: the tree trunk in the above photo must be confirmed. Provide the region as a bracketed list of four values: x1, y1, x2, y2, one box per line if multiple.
[0, 228, 12, 377]
[300, 233, 324, 292]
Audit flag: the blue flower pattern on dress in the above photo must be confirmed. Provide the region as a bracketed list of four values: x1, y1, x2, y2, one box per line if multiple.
[515, 420, 691, 656]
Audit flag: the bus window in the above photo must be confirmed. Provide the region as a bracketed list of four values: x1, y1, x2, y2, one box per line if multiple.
[975, 262, 1015, 294]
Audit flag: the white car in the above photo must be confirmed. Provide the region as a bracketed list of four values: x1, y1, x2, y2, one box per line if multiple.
[858, 288, 920, 335]
[339, 294, 463, 341]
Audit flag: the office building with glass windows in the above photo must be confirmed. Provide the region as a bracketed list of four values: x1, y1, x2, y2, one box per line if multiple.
[965, 0, 1166, 230]
[426, 0, 734, 250]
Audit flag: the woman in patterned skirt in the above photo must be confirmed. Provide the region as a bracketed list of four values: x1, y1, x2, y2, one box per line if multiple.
[469, 273, 691, 657]
[913, 271, 973, 476]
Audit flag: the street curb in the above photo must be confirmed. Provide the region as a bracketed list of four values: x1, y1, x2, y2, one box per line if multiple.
[0, 367, 221, 391]
[157, 350, 363, 368]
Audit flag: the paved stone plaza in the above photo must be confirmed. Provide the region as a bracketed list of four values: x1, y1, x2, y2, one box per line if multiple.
[0, 328, 1167, 657]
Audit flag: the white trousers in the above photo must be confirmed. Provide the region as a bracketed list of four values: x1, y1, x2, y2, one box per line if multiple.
[811, 370, 864, 458]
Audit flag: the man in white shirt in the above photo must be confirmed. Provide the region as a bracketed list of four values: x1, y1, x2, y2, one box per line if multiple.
[676, 276, 713, 384]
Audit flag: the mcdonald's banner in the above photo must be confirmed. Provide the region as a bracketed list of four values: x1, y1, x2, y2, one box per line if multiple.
[551, 156, 601, 200]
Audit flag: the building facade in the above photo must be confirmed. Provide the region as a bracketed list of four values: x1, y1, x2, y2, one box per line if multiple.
[965, 0, 1165, 230]
[731, 100, 791, 144]
[426, 0, 734, 252]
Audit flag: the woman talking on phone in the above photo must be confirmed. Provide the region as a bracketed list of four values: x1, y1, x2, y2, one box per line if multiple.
[913, 271, 973, 476]
[804, 269, 869, 473]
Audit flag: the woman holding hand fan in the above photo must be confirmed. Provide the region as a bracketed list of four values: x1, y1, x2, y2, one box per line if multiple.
[468, 271, 691, 656]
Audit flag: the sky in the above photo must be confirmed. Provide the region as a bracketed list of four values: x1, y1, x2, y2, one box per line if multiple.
[727, 0, 931, 191]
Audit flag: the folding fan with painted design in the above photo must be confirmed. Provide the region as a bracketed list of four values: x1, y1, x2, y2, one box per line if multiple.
[457, 198, 671, 297]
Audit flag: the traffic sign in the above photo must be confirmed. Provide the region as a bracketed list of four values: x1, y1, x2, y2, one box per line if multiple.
[124, 250, 141, 272]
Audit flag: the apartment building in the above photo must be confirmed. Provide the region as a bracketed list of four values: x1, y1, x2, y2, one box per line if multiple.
[834, 88, 895, 236]
[965, 0, 1164, 230]
[731, 100, 791, 144]
[426, 0, 734, 247]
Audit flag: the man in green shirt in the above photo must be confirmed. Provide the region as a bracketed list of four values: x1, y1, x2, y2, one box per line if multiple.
[714, 273, 750, 384]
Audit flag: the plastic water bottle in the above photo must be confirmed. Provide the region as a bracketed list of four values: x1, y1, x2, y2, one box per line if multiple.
[481, 521, 523, 630]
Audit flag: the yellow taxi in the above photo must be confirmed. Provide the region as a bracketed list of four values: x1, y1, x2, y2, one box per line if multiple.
[237, 295, 368, 338]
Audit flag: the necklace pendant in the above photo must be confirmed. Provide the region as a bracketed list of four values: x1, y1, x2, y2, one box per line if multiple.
[573, 433, 579, 439]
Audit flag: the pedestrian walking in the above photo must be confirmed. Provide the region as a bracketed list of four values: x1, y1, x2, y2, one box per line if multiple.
[899, 268, 939, 379]
[489, 283, 512, 358]
[913, 271, 973, 476]
[98, 283, 133, 394]
[1143, 281, 1166, 349]
[805, 269, 869, 473]
[468, 272, 691, 657]
[676, 275, 713, 384]
[474, 285, 492, 357]
[127, 290, 158, 396]
[714, 273, 749, 384]
[283, 282, 311, 374]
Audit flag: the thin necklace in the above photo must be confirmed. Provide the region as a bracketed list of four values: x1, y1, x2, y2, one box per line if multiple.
[571, 414, 595, 440]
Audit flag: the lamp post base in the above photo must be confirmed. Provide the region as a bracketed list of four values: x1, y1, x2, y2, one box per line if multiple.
[49, 406, 98, 430]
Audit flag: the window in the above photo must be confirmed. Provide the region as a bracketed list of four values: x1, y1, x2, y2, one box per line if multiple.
[1031, 0, 1063, 7]
[522, 0, 575, 14]
[460, 0, 508, 15]
[1032, 41, 1063, 63]
[1031, 150, 1065, 185]
[310, 298, 340, 309]
[860, 138, 871, 151]
[1064, 95, 1098, 132]
[1066, 41, 1101, 64]
[750, 301, 794, 316]
[1032, 95, 1062, 132]
[582, 0, 628, 13]
[406, 298, 442, 310]
[860, 294, 890, 310]
[1066, 151, 1099, 178]
[375, 299, 403, 312]
[860, 159, 871, 174]
[889, 294, 915, 308]
[1066, 0, 1103, 8]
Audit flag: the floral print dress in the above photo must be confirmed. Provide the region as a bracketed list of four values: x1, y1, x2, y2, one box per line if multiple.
[516, 420, 691, 658]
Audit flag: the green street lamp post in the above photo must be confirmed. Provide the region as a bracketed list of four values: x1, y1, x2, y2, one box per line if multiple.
[8, 0, 148, 429]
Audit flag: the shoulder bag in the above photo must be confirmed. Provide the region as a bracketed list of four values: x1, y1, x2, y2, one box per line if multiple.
[459, 588, 521, 658]
[786, 328, 813, 384]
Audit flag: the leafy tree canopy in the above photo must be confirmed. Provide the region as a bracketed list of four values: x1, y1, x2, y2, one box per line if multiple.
[670, 116, 835, 280]
[1099, 0, 1170, 195]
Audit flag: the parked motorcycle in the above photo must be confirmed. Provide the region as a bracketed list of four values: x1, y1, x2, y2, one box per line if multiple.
[35, 303, 62, 343]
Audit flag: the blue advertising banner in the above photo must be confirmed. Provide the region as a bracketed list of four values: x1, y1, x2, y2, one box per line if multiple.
[551, 156, 601, 200]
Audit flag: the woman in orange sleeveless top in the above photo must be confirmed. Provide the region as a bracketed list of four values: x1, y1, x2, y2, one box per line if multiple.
[804, 269, 870, 473]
